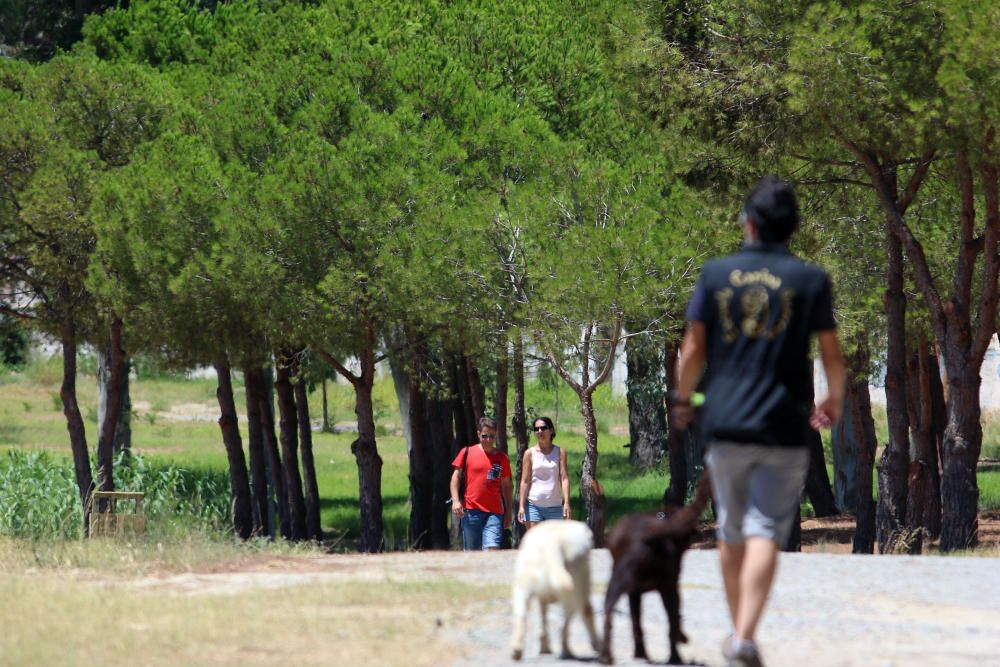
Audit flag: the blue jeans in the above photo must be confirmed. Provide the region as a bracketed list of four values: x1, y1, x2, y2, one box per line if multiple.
[462, 509, 503, 550]
[525, 501, 564, 522]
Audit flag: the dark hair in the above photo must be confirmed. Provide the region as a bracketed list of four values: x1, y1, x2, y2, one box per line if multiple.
[742, 175, 799, 243]
[533, 416, 555, 439]
[478, 416, 497, 431]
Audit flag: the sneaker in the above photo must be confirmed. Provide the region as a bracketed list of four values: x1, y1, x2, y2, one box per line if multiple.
[722, 636, 765, 667]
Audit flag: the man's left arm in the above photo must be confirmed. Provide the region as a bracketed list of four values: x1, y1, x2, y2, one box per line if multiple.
[501, 477, 514, 529]
[809, 276, 845, 429]
[810, 329, 846, 429]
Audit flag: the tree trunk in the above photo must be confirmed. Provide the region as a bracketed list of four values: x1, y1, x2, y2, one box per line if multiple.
[831, 346, 877, 554]
[97, 344, 131, 456]
[925, 347, 946, 539]
[258, 366, 289, 539]
[463, 354, 485, 427]
[804, 428, 837, 517]
[213, 359, 253, 540]
[352, 372, 384, 553]
[579, 390, 606, 546]
[294, 377, 323, 541]
[663, 337, 687, 505]
[783, 505, 801, 552]
[511, 336, 529, 546]
[831, 352, 864, 514]
[939, 364, 982, 551]
[321, 378, 332, 432]
[451, 358, 472, 445]
[407, 374, 433, 550]
[495, 352, 509, 454]
[878, 228, 911, 553]
[512, 336, 529, 465]
[625, 330, 667, 471]
[391, 356, 412, 448]
[427, 392, 455, 549]
[903, 460, 928, 554]
[275, 356, 307, 541]
[95, 316, 124, 509]
[61, 332, 93, 516]
[902, 339, 936, 554]
[853, 150, 998, 554]
[242, 365, 271, 537]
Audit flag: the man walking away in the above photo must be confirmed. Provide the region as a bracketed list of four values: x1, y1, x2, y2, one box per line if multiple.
[673, 176, 846, 667]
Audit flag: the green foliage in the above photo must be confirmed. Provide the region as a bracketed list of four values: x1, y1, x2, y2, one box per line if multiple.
[0, 315, 28, 367]
[0, 450, 230, 540]
[0, 450, 79, 538]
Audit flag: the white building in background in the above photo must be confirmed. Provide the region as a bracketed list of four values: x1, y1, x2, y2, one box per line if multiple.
[861, 336, 1000, 411]
[613, 335, 1000, 412]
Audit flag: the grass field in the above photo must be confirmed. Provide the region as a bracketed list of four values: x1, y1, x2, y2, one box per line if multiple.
[2, 352, 1000, 545]
[0, 536, 498, 667]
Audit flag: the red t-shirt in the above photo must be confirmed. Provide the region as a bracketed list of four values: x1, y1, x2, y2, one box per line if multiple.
[452, 444, 511, 515]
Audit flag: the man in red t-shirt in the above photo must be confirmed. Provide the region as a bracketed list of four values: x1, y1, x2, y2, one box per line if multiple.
[450, 416, 513, 550]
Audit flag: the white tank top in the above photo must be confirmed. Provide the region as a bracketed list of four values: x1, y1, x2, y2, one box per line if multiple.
[527, 446, 562, 507]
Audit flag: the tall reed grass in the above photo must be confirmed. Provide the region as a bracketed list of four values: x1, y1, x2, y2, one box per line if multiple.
[0, 450, 231, 539]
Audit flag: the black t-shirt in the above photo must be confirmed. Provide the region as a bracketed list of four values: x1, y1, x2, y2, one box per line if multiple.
[685, 243, 836, 447]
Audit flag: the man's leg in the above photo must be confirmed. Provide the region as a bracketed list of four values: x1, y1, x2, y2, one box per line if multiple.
[718, 540, 746, 628]
[733, 537, 778, 642]
[463, 510, 484, 551]
[730, 446, 808, 648]
[482, 512, 503, 551]
[706, 443, 751, 629]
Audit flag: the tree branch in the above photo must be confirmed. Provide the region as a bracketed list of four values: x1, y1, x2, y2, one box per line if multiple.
[897, 149, 936, 216]
[794, 177, 873, 188]
[314, 348, 360, 388]
[0, 303, 35, 321]
[586, 314, 624, 395]
[830, 124, 946, 340]
[541, 348, 584, 396]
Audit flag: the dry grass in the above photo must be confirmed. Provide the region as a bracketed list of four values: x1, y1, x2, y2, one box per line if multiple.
[0, 538, 501, 667]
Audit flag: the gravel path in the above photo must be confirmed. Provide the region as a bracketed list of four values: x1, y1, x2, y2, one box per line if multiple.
[452, 549, 1000, 667]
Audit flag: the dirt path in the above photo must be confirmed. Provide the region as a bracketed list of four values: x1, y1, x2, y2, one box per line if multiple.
[457, 549, 1000, 667]
[125, 547, 1000, 667]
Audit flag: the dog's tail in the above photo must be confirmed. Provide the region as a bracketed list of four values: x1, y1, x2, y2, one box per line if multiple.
[688, 470, 712, 517]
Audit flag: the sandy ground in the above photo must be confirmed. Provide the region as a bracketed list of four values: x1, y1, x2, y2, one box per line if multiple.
[117, 543, 1000, 667]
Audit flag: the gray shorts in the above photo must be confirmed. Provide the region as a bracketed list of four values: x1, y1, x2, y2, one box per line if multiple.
[705, 441, 809, 545]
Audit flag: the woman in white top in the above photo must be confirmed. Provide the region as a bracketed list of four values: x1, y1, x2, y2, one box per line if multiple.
[517, 416, 571, 529]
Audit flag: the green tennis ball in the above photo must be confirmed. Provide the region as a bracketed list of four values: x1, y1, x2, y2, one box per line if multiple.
[691, 392, 705, 407]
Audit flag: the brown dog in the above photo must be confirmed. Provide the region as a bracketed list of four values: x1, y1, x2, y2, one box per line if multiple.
[598, 473, 712, 665]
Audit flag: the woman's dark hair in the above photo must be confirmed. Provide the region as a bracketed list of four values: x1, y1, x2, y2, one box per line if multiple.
[742, 175, 799, 243]
[533, 416, 555, 439]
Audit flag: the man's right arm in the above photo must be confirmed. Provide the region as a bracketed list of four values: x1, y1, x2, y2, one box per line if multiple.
[449, 468, 464, 518]
[673, 321, 707, 429]
[810, 329, 846, 429]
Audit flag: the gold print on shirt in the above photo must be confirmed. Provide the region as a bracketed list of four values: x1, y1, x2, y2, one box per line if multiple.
[715, 283, 796, 342]
[740, 286, 770, 338]
[716, 288, 738, 343]
[729, 268, 782, 290]
[769, 288, 795, 340]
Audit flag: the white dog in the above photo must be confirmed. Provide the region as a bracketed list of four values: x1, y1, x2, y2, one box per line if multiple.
[510, 520, 601, 660]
